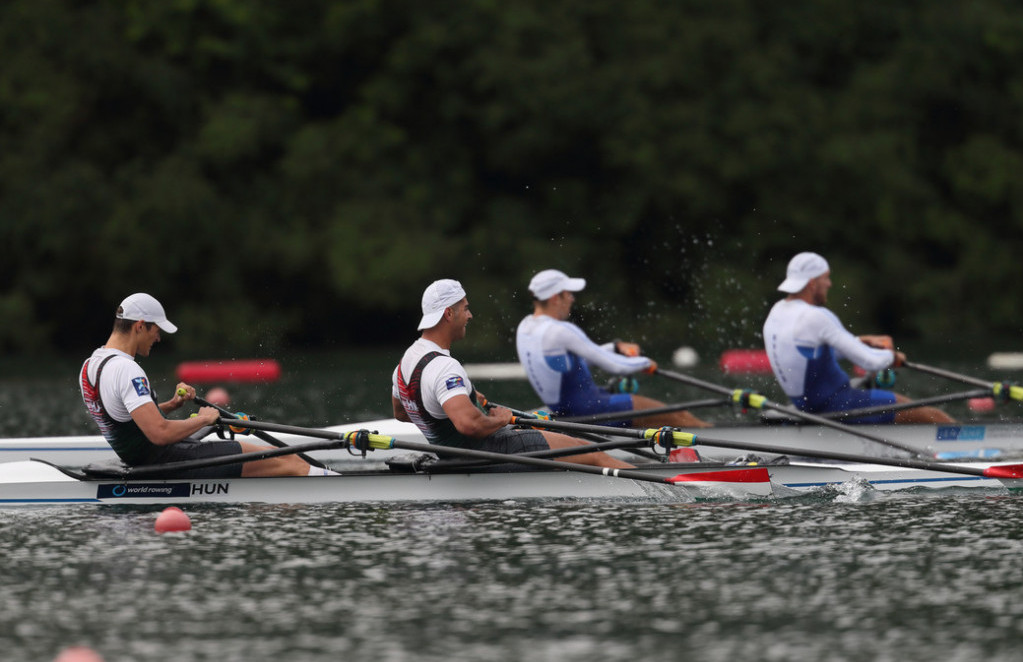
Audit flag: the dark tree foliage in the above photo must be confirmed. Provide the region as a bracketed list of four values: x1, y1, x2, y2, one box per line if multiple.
[1, 0, 1021, 358]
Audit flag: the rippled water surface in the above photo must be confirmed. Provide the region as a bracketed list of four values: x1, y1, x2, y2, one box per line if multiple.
[3, 354, 1023, 660]
[4, 496, 1023, 662]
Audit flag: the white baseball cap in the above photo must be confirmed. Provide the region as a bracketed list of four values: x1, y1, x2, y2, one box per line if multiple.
[528, 269, 586, 301]
[418, 279, 467, 330]
[116, 293, 178, 333]
[778, 252, 830, 293]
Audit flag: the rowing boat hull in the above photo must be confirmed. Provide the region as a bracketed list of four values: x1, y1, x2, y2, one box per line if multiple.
[0, 460, 1017, 506]
[0, 461, 771, 505]
[689, 420, 1023, 461]
[7, 419, 1023, 467]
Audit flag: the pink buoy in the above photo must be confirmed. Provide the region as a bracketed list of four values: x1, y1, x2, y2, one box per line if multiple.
[204, 387, 231, 407]
[155, 507, 192, 533]
[968, 397, 995, 413]
[53, 647, 104, 662]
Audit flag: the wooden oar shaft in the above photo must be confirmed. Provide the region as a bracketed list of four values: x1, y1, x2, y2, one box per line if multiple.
[653, 368, 928, 458]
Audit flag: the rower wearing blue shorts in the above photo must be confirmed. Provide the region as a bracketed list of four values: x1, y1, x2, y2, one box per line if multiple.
[762, 253, 954, 424]
[516, 269, 710, 428]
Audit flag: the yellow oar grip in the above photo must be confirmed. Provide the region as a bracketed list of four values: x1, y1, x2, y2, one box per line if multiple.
[991, 383, 1023, 402]
[177, 387, 187, 397]
[730, 389, 767, 409]
[368, 433, 395, 450]
[344, 431, 395, 450]
[642, 429, 696, 447]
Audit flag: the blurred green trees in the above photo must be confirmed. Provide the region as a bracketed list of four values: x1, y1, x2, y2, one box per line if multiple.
[1, 0, 1021, 358]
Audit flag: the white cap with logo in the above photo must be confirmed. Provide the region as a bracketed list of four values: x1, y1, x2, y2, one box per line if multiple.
[528, 269, 586, 301]
[418, 279, 467, 330]
[778, 252, 830, 294]
[116, 293, 178, 334]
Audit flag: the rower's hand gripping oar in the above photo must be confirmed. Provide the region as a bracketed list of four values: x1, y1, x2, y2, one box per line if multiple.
[651, 367, 931, 459]
[179, 389, 329, 469]
[902, 361, 1023, 404]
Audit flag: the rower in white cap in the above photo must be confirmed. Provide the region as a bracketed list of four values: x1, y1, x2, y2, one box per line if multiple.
[391, 279, 632, 468]
[516, 269, 711, 429]
[79, 293, 333, 477]
[762, 253, 954, 424]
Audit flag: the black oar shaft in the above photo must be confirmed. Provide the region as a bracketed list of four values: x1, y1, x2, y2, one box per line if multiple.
[125, 438, 345, 478]
[194, 396, 328, 469]
[560, 399, 730, 424]
[689, 434, 990, 477]
[653, 368, 928, 458]
[902, 361, 991, 389]
[819, 389, 991, 421]
[227, 419, 689, 486]
[510, 415, 652, 440]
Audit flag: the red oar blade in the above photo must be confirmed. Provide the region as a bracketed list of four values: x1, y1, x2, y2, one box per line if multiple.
[981, 464, 1023, 479]
[668, 467, 771, 485]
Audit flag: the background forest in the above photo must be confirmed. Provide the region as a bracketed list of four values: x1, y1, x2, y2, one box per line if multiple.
[2, 0, 1022, 360]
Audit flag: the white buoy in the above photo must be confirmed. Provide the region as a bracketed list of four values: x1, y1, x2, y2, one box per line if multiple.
[672, 346, 699, 368]
[987, 353, 1023, 370]
[463, 363, 528, 380]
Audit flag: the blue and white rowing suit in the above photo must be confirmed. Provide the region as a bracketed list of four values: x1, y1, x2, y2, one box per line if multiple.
[762, 299, 897, 423]
[515, 314, 651, 423]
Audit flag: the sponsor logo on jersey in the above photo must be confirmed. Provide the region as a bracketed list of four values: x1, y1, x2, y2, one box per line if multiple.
[445, 376, 465, 390]
[132, 376, 151, 396]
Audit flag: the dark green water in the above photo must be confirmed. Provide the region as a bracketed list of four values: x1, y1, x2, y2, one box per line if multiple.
[2, 351, 1023, 661]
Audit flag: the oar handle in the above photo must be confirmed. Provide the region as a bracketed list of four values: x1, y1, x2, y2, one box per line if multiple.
[507, 414, 697, 448]
[179, 392, 329, 469]
[902, 361, 1023, 402]
[901, 361, 988, 388]
[219, 419, 702, 486]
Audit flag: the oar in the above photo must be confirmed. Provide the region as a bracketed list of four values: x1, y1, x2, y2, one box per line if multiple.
[652, 367, 930, 458]
[559, 398, 730, 424]
[902, 361, 1023, 402]
[124, 438, 345, 478]
[494, 414, 1023, 482]
[218, 418, 769, 488]
[689, 432, 1023, 480]
[816, 388, 992, 421]
[483, 400, 663, 462]
[182, 390, 329, 469]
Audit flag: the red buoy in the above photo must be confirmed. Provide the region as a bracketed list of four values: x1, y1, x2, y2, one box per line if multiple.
[719, 349, 772, 374]
[176, 359, 281, 384]
[155, 507, 192, 533]
[53, 647, 104, 662]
